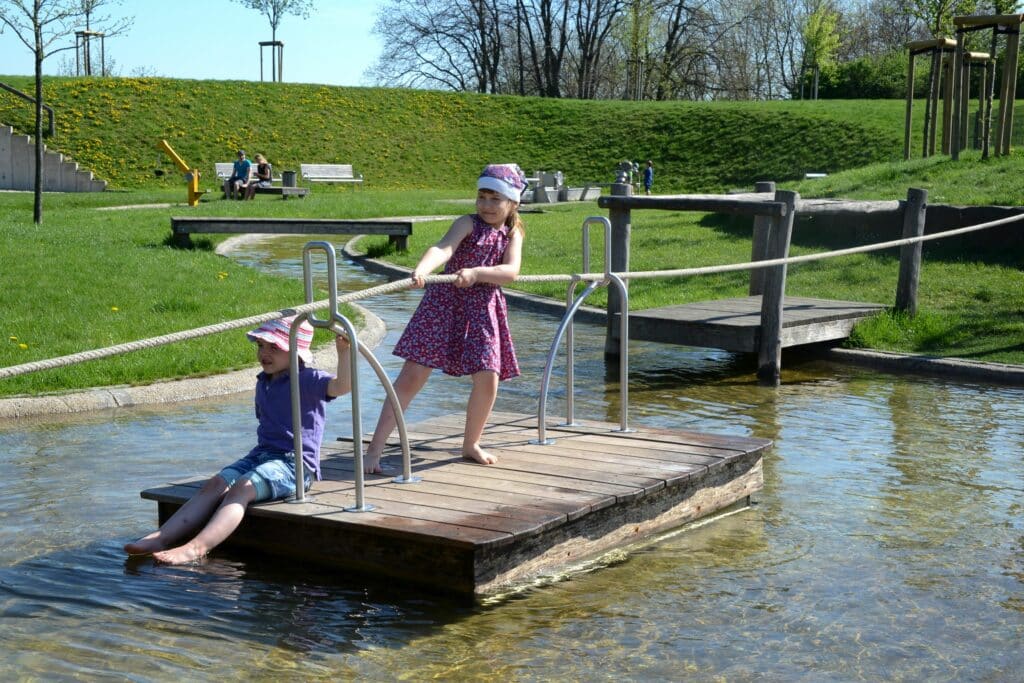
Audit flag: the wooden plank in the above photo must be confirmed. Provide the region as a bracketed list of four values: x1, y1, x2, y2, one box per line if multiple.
[171, 217, 410, 236]
[619, 296, 884, 352]
[599, 194, 786, 217]
[403, 432, 689, 491]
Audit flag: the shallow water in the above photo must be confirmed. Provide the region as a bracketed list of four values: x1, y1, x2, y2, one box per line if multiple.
[1, 236, 1022, 681]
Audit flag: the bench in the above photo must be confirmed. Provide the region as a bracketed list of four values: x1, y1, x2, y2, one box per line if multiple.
[299, 163, 363, 186]
[170, 216, 411, 251]
[214, 162, 310, 200]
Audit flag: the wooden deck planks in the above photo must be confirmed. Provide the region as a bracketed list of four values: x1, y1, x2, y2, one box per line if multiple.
[623, 295, 886, 352]
[140, 411, 770, 595]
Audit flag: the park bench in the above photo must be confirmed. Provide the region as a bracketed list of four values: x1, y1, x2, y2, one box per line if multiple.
[214, 162, 310, 199]
[170, 216, 411, 251]
[299, 163, 364, 186]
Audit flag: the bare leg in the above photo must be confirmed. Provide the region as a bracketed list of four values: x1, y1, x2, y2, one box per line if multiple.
[152, 479, 258, 565]
[462, 370, 498, 464]
[364, 360, 432, 474]
[124, 475, 229, 555]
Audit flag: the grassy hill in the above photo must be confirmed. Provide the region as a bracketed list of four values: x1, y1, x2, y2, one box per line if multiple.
[0, 76, 910, 192]
[2, 77, 1023, 398]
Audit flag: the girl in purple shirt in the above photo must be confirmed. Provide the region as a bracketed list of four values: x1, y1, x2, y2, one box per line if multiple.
[125, 316, 351, 564]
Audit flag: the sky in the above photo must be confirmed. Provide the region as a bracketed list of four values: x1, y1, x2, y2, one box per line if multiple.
[0, 0, 385, 87]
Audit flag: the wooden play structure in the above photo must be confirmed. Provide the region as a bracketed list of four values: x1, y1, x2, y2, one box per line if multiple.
[158, 140, 203, 207]
[951, 14, 1023, 159]
[904, 39, 992, 159]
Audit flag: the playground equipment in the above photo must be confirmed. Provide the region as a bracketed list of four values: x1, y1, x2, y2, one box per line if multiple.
[158, 139, 203, 207]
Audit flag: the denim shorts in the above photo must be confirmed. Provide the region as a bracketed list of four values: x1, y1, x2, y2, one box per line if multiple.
[219, 450, 312, 503]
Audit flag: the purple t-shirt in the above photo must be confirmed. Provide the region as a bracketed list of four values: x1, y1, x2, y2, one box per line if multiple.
[249, 367, 335, 480]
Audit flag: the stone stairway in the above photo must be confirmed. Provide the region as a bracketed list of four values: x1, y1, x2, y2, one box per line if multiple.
[0, 125, 107, 192]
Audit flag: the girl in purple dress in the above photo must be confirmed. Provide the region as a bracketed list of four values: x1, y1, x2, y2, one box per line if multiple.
[365, 164, 527, 472]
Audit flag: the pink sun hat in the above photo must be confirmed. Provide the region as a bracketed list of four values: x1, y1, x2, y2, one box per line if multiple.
[477, 163, 527, 203]
[247, 316, 314, 364]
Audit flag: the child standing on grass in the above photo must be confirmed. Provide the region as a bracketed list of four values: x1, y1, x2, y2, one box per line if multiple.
[363, 163, 527, 473]
[124, 316, 351, 564]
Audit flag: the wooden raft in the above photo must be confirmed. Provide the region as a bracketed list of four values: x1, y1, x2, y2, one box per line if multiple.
[140, 411, 770, 596]
[622, 295, 886, 353]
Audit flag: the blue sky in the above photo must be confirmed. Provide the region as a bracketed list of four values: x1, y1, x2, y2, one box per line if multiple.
[0, 0, 384, 87]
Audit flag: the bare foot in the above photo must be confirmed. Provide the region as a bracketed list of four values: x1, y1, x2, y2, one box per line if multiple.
[462, 445, 498, 465]
[152, 542, 207, 565]
[363, 453, 384, 475]
[124, 533, 167, 556]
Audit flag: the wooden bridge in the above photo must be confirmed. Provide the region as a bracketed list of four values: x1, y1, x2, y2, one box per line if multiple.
[139, 411, 770, 597]
[598, 184, 928, 383]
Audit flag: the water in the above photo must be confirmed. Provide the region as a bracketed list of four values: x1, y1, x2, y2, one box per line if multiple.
[1, 235, 1022, 681]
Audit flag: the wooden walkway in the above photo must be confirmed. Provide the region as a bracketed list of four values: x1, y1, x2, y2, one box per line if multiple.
[623, 295, 886, 353]
[140, 411, 770, 596]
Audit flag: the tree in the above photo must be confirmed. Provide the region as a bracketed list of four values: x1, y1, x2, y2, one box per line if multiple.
[0, 0, 130, 224]
[569, 0, 626, 99]
[233, 0, 315, 81]
[371, 0, 503, 93]
[801, 1, 841, 99]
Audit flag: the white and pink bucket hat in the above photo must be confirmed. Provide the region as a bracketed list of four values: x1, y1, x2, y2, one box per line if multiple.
[247, 316, 314, 364]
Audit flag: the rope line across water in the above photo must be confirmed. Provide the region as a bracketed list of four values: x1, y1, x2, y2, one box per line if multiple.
[2, 211, 1022, 381]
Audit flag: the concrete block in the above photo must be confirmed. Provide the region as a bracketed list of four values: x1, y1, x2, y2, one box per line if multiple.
[0, 126, 11, 189]
[43, 151, 63, 191]
[11, 134, 33, 191]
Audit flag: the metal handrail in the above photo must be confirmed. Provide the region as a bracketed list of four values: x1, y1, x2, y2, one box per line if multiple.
[0, 82, 55, 137]
[290, 242, 418, 510]
[535, 217, 633, 445]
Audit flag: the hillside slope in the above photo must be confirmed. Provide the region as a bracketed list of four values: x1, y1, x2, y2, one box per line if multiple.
[0, 76, 906, 191]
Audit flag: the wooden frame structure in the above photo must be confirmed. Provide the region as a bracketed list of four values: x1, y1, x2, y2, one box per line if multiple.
[951, 14, 1023, 159]
[259, 40, 284, 82]
[904, 38, 957, 159]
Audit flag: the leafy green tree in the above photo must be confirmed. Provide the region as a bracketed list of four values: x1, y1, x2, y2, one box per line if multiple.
[802, 1, 842, 99]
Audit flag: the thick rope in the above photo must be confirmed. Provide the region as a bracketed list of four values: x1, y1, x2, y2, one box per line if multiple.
[2, 211, 1022, 380]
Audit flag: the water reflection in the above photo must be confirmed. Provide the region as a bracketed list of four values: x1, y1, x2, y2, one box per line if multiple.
[1, 235, 1022, 680]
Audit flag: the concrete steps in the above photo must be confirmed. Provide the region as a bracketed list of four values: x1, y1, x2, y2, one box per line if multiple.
[0, 125, 107, 192]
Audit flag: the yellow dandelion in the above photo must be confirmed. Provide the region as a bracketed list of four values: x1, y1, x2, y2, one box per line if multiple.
[8, 335, 16, 342]
[19, 343, 28, 350]
[111, 306, 119, 312]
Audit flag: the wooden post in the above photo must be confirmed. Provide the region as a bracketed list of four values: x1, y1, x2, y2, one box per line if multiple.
[984, 30, 998, 159]
[941, 53, 954, 154]
[756, 190, 797, 386]
[904, 51, 915, 160]
[605, 181, 632, 356]
[949, 36, 963, 159]
[926, 48, 941, 156]
[748, 180, 776, 296]
[1000, 24, 1020, 155]
[895, 188, 928, 316]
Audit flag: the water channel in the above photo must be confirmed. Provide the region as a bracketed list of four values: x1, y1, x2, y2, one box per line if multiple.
[1, 234, 1022, 680]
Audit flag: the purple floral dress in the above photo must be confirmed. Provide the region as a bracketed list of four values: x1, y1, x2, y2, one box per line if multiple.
[393, 215, 520, 380]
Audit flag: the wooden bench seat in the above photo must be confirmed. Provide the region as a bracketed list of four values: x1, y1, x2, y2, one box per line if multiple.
[299, 163, 363, 186]
[170, 216, 411, 251]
